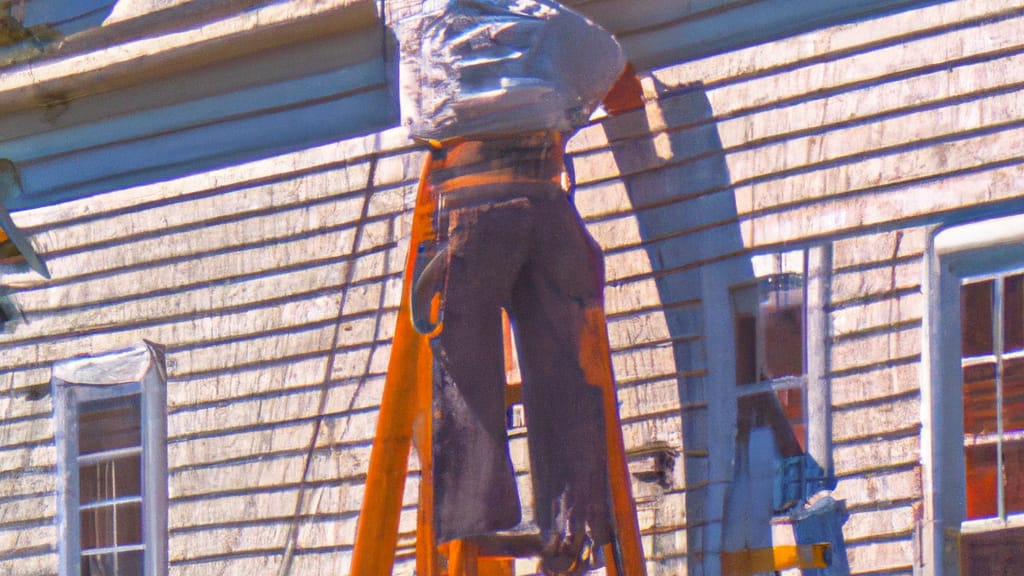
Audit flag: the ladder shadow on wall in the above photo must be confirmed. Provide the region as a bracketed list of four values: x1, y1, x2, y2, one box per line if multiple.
[600, 81, 850, 575]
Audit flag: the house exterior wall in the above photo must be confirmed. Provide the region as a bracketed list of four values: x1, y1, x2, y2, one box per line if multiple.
[1, 0, 1022, 575]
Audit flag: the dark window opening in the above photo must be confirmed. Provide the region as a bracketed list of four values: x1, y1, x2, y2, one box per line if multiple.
[78, 395, 144, 575]
[54, 344, 167, 576]
[733, 271, 806, 454]
[960, 272, 1024, 527]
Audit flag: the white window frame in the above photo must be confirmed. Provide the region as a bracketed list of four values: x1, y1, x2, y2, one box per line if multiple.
[52, 343, 168, 576]
[923, 213, 1024, 576]
[699, 245, 832, 574]
[731, 247, 833, 480]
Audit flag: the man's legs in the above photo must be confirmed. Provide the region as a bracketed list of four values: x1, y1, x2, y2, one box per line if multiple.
[431, 200, 532, 542]
[510, 198, 612, 570]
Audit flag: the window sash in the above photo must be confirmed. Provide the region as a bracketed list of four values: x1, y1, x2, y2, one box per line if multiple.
[733, 250, 811, 457]
[52, 343, 167, 576]
[923, 216, 1024, 575]
[963, 348, 1024, 366]
[959, 272, 1024, 522]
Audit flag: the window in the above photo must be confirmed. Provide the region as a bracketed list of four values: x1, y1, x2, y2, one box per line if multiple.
[958, 272, 1024, 571]
[52, 343, 168, 576]
[733, 265, 806, 456]
[926, 214, 1024, 575]
[730, 249, 831, 511]
[960, 273, 1024, 521]
[720, 246, 840, 569]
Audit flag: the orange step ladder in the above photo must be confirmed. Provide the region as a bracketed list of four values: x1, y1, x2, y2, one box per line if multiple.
[350, 154, 647, 576]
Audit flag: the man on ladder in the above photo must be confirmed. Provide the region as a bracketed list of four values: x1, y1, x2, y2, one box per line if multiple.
[386, 2, 643, 574]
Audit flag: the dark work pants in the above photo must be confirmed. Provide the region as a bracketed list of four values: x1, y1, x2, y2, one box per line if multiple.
[430, 188, 612, 546]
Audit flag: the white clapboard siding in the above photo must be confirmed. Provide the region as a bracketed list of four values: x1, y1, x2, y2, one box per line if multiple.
[1, 0, 1023, 574]
[0, 121, 420, 573]
[565, 0, 1020, 573]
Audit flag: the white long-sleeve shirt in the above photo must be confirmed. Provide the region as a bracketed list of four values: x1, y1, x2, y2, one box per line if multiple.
[396, 0, 625, 141]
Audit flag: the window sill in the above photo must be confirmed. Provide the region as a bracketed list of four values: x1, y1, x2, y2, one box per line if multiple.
[961, 513, 1024, 535]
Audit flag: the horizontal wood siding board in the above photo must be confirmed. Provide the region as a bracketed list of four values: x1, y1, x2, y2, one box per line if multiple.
[18, 88, 396, 208]
[831, 260, 923, 309]
[845, 538, 915, 574]
[0, 429, 53, 460]
[4, 248, 398, 347]
[169, 375, 385, 424]
[32, 198, 375, 284]
[10, 131, 415, 232]
[166, 554, 284, 575]
[833, 427, 919, 476]
[166, 380, 385, 440]
[1, 56, 385, 167]
[589, 0, 953, 70]
[0, 551, 56, 575]
[0, 523, 55, 557]
[0, 1, 380, 110]
[833, 228, 928, 270]
[0, 388, 53, 421]
[166, 400, 381, 452]
[0, 28, 381, 146]
[592, 169, 1024, 287]
[168, 363, 387, 411]
[575, 74, 1024, 227]
[832, 363, 920, 410]
[573, 14, 1024, 179]
[648, 1, 1024, 98]
[2, 3, 387, 211]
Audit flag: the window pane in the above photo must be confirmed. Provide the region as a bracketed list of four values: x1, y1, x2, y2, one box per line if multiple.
[81, 501, 142, 550]
[80, 455, 141, 505]
[737, 392, 803, 458]
[118, 550, 143, 575]
[1005, 439, 1024, 516]
[733, 274, 804, 386]
[115, 502, 142, 546]
[79, 395, 141, 456]
[734, 313, 757, 385]
[82, 549, 143, 576]
[961, 279, 994, 357]
[82, 554, 114, 576]
[1006, 273, 1024, 353]
[81, 505, 113, 550]
[963, 363, 997, 436]
[965, 443, 998, 520]
[760, 276, 803, 380]
[1004, 358, 1024, 434]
